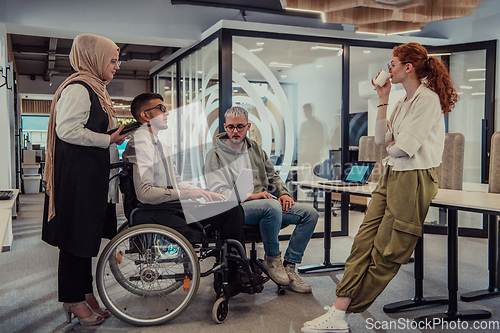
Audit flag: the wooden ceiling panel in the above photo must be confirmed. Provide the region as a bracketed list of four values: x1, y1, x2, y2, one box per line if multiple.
[325, 7, 394, 25]
[282, 0, 485, 34]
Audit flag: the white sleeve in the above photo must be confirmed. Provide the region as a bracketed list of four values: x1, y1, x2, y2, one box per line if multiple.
[55, 84, 110, 148]
[375, 119, 390, 146]
[388, 145, 408, 157]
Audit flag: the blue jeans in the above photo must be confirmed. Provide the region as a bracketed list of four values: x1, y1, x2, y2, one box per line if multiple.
[242, 199, 318, 264]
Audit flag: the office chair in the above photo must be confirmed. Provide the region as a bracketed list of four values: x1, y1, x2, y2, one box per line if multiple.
[311, 150, 341, 215]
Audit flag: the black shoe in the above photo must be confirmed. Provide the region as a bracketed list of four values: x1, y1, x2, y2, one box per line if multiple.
[247, 261, 266, 286]
[225, 281, 249, 298]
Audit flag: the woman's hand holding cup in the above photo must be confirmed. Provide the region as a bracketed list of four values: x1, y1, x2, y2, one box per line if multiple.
[372, 69, 391, 98]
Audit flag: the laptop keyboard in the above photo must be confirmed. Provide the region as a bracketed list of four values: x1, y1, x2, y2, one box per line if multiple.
[0, 190, 14, 200]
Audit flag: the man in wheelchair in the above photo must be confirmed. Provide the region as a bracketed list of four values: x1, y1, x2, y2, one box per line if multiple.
[121, 93, 260, 298]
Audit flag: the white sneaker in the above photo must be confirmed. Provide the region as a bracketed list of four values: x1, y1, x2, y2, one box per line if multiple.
[301, 306, 349, 333]
[284, 265, 312, 293]
[263, 254, 290, 285]
[304, 306, 350, 327]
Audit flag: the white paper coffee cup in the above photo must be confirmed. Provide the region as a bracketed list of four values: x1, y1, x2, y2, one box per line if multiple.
[374, 70, 390, 87]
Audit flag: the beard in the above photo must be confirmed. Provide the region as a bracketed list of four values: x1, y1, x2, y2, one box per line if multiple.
[229, 137, 244, 145]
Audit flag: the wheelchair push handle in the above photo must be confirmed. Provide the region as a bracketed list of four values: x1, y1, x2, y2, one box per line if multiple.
[110, 161, 124, 170]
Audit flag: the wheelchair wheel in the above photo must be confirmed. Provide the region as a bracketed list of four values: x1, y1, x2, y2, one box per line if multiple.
[106, 225, 186, 298]
[116, 221, 129, 234]
[212, 297, 228, 324]
[96, 224, 200, 326]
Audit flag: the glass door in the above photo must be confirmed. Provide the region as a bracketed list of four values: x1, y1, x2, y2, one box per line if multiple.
[426, 41, 496, 236]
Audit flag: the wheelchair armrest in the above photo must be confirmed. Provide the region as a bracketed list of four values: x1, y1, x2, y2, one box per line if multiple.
[136, 200, 201, 211]
[110, 161, 123, 170]
[133, 200, 205, 234]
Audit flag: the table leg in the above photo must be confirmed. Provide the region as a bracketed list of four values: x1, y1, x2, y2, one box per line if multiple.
[461, 214, 500, 301]
[414, 209, 491, 323]
[299, 191, 346, 273]
[383, 236, 448, 313]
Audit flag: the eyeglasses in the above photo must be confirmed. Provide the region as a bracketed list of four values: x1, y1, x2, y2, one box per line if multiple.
[144, 104, 168, 113]
[387, 62, 408, 70]
[225, 124, 248, 132]
[110, 60, 121, 68]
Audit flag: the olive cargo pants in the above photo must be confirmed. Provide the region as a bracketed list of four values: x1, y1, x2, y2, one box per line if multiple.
[336, 165, 438, 313]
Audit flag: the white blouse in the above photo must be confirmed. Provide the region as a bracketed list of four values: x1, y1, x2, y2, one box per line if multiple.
[375, 84, 445, 171]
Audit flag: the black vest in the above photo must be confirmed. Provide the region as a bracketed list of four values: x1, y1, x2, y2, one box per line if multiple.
[42, 81, 115, 257]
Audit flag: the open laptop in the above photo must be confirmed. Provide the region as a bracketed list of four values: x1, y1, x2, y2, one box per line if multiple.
[183, 168, 254, 223]
[318, 161, 375, 186]
[200, 168, 254, 204]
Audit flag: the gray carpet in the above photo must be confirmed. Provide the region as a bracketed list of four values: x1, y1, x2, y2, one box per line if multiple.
[0, 193, 499, 333]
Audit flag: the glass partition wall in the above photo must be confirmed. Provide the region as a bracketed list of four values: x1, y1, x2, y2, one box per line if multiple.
[155, 63, 178, 164]
[155, 39, 219, 189]
[423, 42, 496, 237]
[178, 40, 219, 188]
[349, 46, 403, 181]
[151, 27, 495, 238]
[231, 36, 343, 204]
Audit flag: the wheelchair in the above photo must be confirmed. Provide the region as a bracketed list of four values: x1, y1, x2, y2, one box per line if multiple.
[96, 162, 283, 327]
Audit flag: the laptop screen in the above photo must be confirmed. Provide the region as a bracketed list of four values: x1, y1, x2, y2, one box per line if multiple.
[342, 162, 375, 183]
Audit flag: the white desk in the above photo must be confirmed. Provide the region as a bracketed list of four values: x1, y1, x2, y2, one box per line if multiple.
[297, 181, 500, 322]
[0, 189, 19, 252]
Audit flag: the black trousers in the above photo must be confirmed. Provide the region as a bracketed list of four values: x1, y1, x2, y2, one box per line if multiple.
[168, 204, 246, 282]
[57, 203, 117, 302]
[198, 205, 246, 249]
[198, 205, 246, 282]
[58, 250, 93, 303]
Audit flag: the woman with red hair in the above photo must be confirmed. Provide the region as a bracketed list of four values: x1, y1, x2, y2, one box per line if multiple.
[302, 42, 459, 333]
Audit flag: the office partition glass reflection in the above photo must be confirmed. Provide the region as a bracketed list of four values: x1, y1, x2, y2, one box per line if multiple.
[448, 50, 486, 185]
[447, 49, 487, 229]
[178, 39, 219, 188]
[232, 36, 343, 205]
[156, 63, 178, 162]
[349, 46, 402, 181]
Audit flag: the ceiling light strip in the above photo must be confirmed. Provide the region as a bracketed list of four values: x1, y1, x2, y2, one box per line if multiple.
[269, 62, 293, 68]
[386, 29, 421, 35]
[285, 8, 326, 23]
[311, 46, 341, 51]
[355, 31, 386, 36]
[428, 53, 451, 57]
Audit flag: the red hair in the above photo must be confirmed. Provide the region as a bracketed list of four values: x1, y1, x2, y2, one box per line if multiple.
[393, 42, 458, 115]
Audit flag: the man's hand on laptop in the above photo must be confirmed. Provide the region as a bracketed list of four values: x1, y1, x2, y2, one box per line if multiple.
[180, 188, 227, 202]
[247, 191, 273, 201]
[278, 194, 295, 212]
